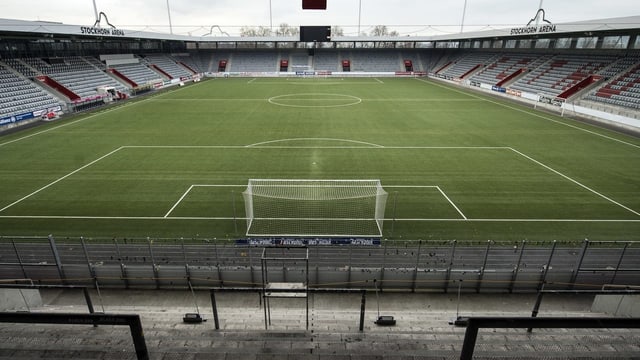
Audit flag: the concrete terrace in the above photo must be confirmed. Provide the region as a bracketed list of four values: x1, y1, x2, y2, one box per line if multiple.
[1, 289, 639, 359]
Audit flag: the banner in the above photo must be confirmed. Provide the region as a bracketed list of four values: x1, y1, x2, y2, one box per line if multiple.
[236, 238, 381, 246]
[0, 111, 35, 126]
[492, 85, 507, 93]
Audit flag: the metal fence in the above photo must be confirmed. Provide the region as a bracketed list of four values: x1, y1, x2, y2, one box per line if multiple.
[1, 236, 639, 292]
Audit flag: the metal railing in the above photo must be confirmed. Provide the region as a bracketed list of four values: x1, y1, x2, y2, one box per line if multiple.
[1, 236, 639, 292]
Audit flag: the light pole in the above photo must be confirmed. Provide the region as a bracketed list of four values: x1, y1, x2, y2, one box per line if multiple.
[357, 0, 362, 36]
[270, 0, 273, 32]
[460, 0, 468, 33]
[166, 0, 173, 34]
[92, 0, 100, 26]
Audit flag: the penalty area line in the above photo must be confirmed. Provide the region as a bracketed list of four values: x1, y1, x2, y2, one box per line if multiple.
[1, 215, 639, 222]
[0, 147, 124, 214]
[509, 147, 640, 218]
[164, 184, 246, 218]
[436, 186, 467, 220]
[164, 185, 195, 218]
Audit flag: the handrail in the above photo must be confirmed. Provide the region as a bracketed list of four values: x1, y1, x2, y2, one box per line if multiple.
[458, 316, 640, 360]
[0, 312, 148, 360]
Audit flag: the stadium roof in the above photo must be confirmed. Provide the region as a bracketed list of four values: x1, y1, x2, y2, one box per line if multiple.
[0, 15, 639, 43]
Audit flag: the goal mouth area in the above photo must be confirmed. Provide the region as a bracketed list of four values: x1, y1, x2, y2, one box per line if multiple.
[242, 179, 388, 238]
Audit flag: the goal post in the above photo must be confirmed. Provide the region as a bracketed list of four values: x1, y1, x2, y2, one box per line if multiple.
[242, 179, 388, 237]
[535, 92, 567, 116]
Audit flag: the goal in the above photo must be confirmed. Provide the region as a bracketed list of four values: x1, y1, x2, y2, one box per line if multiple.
[242, 179, 388, 237]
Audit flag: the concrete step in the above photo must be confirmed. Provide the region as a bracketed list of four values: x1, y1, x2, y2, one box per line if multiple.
[2, 289, 639, 360]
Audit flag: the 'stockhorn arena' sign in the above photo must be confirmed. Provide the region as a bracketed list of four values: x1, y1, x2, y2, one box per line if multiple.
[510, 8, 556, 36]
[80, 27, 125, 36]
[510, 24, 556, 36]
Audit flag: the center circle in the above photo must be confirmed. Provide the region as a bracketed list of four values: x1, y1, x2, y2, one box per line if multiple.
[268, 93, 362, 108]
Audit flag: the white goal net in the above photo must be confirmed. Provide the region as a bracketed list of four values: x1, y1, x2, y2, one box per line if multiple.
[242, 179, 388, 237]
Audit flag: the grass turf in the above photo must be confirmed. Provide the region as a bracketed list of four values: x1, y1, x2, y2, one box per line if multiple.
[0, 77, 639, 241]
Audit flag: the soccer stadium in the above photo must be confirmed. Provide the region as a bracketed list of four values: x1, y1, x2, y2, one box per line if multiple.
[1, 0, 639, 358]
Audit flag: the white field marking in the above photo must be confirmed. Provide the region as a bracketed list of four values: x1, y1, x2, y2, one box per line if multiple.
[1, 215, 638, 222]
[164, 184, 246, 217]
[386, 185, 466, 219]
[415, 77, 640, 150]
[273, 98, 361, 101]
[268, 93, 362, 108]
[164, 185, 195, 218]
[363, 98, 482, 102]
[385, 218, 640, 222]
[123, 145, 247, 149]
[190, 184, 246, 187]
[509, 147, 640, 217]
[382, 146, 509, 149]
[0, 215, 239, 220]
[115, 144, 501, 150]
[0, 80, 200, 149]
[260, 79, 381, 85]
[148, 98, 480, 102]
[246, 138, 385, 148]
[3, 145, 634, 221]
[247, 78, 257, 84]
[285, 77, 344, 81]
[149, 98, 267, 101]
[374, 78, 384, 84]
[283, 82, 349, 85]
[0, 146, 124, 213]
[436, 186, 467, 220]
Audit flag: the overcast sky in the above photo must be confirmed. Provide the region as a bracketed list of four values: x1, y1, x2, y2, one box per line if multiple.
[1, 0, 638, 36]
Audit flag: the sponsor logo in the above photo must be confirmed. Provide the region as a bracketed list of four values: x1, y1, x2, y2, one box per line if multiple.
[506, 89, 522, 97]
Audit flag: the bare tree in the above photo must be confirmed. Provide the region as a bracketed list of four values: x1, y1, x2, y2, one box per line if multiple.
[331, 26, 344, 37]
[240, 26, 273, 37]
[275, 23, 299, 37]
[369, 25, 399, 37]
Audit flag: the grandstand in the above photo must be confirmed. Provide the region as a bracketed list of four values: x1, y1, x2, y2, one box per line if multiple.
[0, 7, 639, 360]
[0, 64, 63, 119]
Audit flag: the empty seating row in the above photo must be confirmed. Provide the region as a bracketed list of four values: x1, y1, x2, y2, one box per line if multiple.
[586, 57, 640, 110]
[143, 54, 193, 79]
[173, 53, 211, 73]
[49, 69, 126, 98]
[111, 62, 163, 85]
[7, 57, 128, 99]
[313, 51, 340, 71]
[229, 52, 279, 72]
[469, 53, 538, 85]
[0, 64, 63, 118]
[346, 50, 402, 72]
[511, 54, 614, 96]
[439, 52, 499, 79]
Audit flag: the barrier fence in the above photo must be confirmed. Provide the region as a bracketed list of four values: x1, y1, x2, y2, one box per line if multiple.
[1, 236, 639, 292]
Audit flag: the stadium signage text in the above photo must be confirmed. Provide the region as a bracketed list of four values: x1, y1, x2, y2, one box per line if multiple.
[510, 24, 556, 36]
[236, 238, 381, 246]
[80, 27, 125, 36]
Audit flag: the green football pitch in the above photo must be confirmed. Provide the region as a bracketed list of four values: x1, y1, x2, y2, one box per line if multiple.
[1, 77, 639, 241]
